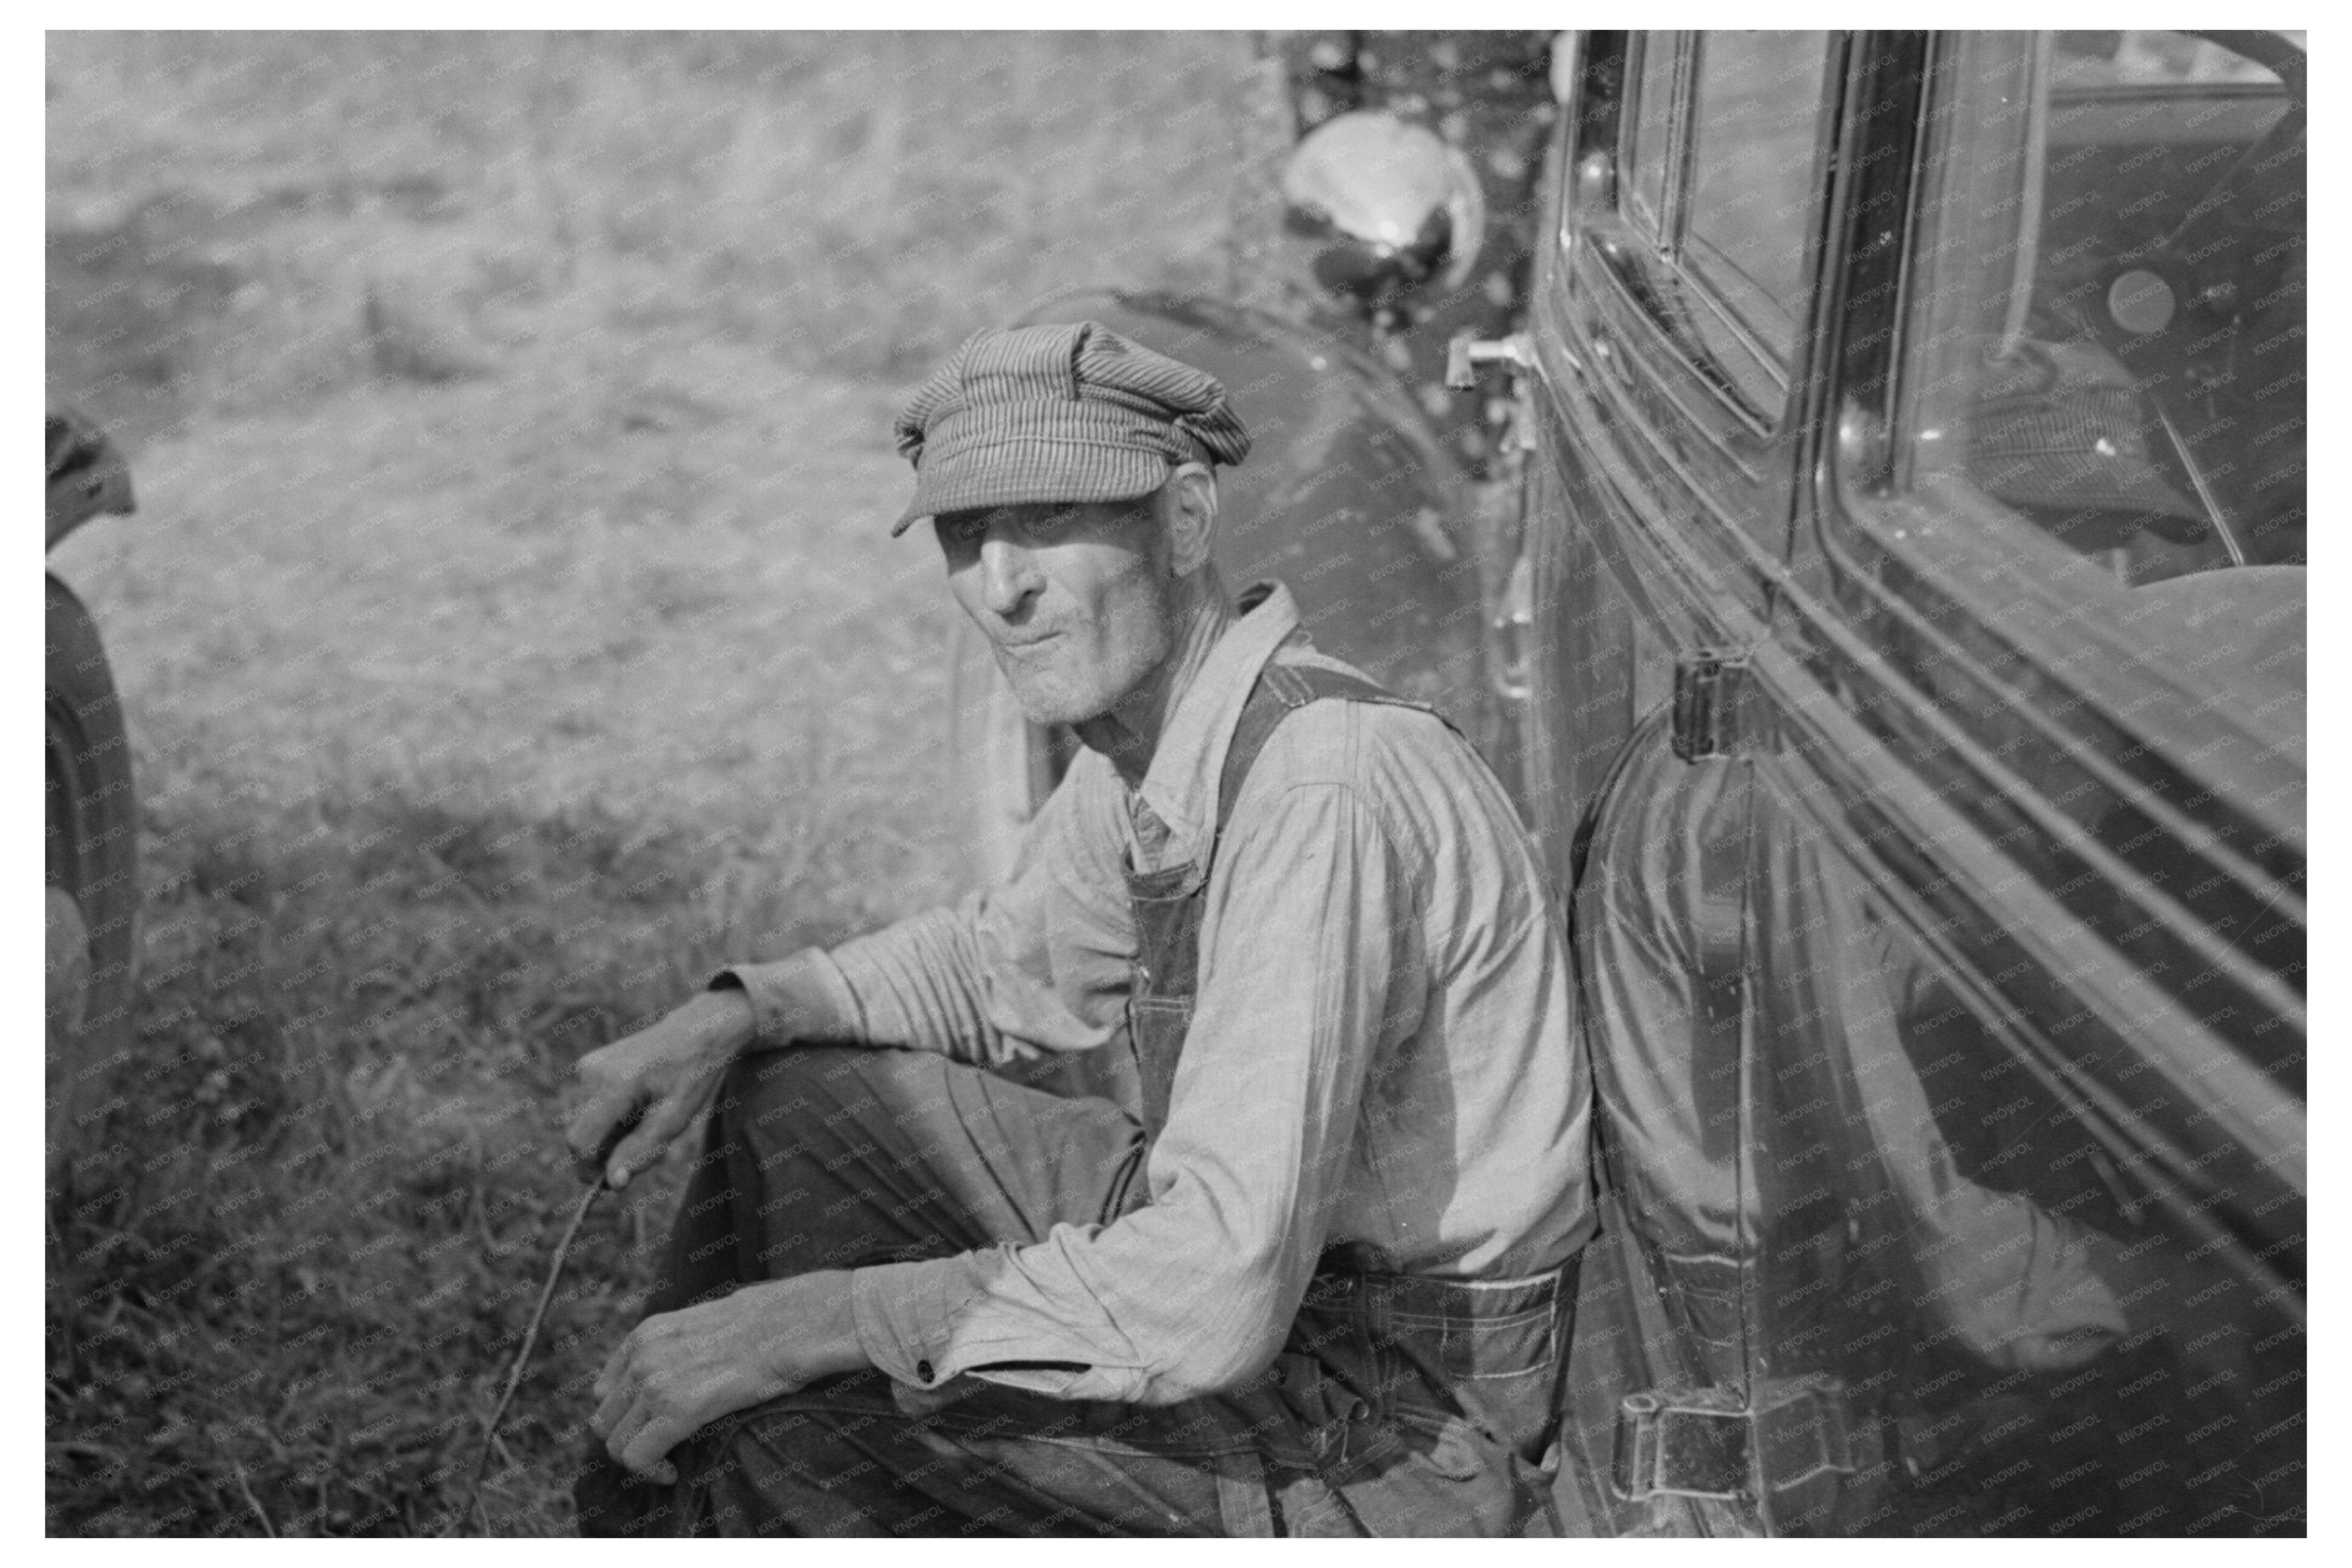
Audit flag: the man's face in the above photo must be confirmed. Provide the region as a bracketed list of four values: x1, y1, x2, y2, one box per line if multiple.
[934, 493, 1179, 727]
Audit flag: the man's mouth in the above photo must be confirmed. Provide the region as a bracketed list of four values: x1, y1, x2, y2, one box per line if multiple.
[996, 630, 1061, 650]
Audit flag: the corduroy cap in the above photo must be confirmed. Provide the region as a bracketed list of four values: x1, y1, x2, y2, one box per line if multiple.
[890, 321, 1251, 535]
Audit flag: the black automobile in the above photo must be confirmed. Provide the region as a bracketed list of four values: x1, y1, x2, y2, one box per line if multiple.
[1457, 28, 2304, 1536]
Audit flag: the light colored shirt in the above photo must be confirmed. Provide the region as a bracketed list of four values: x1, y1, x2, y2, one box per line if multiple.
[722, 582, 1594, 1406]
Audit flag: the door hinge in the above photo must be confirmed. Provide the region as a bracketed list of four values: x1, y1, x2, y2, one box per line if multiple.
[1669, 649, 1766, 763]
[1613, 1375, 1857, 1504]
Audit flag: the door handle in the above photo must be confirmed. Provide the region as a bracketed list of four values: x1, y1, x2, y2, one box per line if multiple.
[1445, 330, 1533, 391]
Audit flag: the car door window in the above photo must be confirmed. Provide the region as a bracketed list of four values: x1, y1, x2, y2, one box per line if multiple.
[1862, 30, 2304, 762]
[1911, 30, 2302, 586]
[1681, 31, 1832, 369]
[1820, 29, 2303, 1072]
[1622, 32, 1680, 234]
[1610, 30, 1834, 424]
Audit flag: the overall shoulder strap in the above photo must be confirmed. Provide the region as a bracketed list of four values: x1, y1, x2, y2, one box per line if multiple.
[1211, 657, 1432, 841]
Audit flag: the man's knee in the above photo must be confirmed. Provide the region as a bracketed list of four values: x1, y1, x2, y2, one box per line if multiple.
[718, 1046, 960, 1150]
[683, 1380, 912, 1529]
[704, 1047, 967, 1237]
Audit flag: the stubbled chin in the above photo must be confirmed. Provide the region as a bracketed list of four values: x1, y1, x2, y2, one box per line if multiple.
[1005, 680, 1100, 729]
[992, 626, 1163, 729]
[1004, 660, 1134, 729]
[996, 655, 1081, 726]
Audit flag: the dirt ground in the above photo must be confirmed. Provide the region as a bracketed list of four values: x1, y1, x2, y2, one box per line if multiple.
[45, 30, 1285, 1536]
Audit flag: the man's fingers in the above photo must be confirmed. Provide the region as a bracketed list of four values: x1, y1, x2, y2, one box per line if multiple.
[592, 1378, 633, 1444]
[593, 1322, 649, 1406]
[604, 1096, 690, 1188]
[604, 1375, 691, 1480]
[600, 1368, 659, 1466]
[618, 1407, 690, 1480]
[602, 1397, 640, 1469]
[564, 1084, 638, 1162]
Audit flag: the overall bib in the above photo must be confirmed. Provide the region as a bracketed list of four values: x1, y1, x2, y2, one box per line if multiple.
[1114, 652, 1579, 1535]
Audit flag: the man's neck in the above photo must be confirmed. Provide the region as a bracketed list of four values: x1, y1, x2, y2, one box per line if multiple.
[1077, 581, 1233, 788]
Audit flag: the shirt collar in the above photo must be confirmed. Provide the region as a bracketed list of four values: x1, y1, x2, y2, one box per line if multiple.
[1125, 580, 1302, 873]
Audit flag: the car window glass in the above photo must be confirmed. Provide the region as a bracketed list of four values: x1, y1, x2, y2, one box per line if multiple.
[1681, 31, 1831, 363]
[1898, 30, 2303, 715]
[1825, 31, 2303, 1086]
[1623, 33, 1679, 234]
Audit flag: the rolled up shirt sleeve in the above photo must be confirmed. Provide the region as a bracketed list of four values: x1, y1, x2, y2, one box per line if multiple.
[717, 749, 1136, 1066]
[708, 944, 864, 1049]
[849, 775, 1423, 1406]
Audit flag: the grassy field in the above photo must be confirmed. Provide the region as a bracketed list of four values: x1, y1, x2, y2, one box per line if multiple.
[45, 30, 1278, 1535]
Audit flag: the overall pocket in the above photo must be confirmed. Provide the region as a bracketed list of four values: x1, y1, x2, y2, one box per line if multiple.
[1388, 1293, 1568, 1462]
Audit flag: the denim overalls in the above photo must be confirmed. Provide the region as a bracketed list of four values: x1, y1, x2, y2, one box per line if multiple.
[1115, 652, 1579, 1536]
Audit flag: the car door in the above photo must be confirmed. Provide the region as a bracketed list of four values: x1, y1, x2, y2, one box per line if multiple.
[1723, 30, 2304, 1536]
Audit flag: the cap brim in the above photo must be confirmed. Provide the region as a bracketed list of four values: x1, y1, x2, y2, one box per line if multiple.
[891, 444, 1170, 536]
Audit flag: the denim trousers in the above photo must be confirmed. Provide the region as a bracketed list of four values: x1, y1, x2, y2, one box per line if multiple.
[572, 1045, 1577, 1537]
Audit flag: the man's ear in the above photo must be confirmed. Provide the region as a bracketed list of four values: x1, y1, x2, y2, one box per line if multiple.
[1163, 463, 1219, 578]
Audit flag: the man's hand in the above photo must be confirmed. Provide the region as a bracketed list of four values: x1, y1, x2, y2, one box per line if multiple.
[591, 1272, 867, 1481]
[566, 988, 757, 1189]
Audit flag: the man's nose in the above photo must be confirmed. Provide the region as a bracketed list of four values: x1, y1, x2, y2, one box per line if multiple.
[978, 536, 1040, 619]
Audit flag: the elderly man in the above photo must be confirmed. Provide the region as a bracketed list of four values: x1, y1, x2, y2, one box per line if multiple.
[567, 321, 1593, 1537]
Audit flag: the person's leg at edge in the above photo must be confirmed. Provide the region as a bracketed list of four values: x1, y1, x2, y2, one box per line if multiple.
[572, 1043, 1182, 1535]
